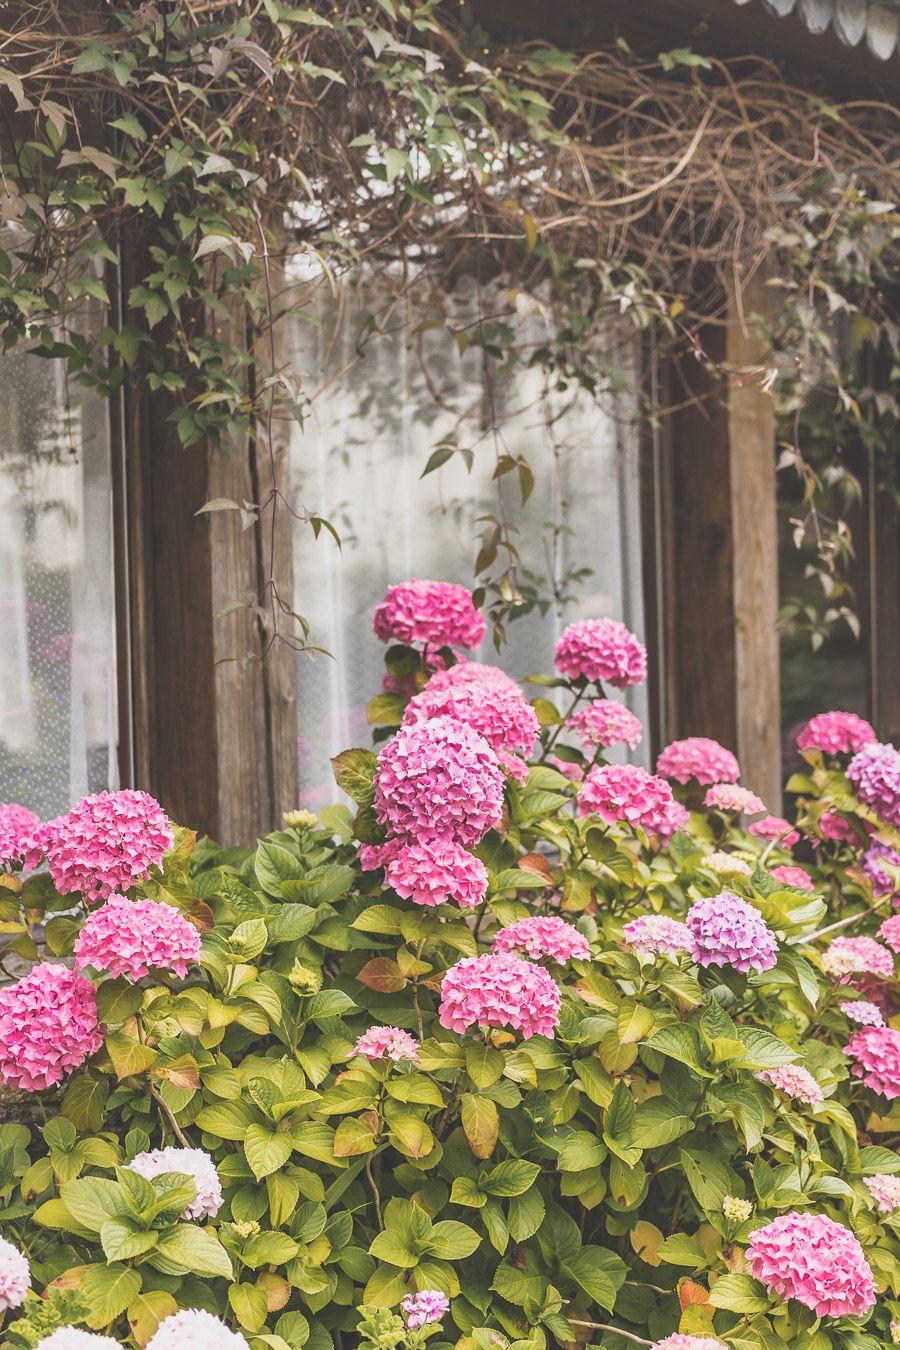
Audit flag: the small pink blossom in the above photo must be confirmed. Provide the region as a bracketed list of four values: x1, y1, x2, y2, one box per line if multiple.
[439, 953, 561, 1039]
[657, 738, 739, 786]
[880, 914, 900, 952]
[74, 895, 201, 980]
[746, 1211, 875, 1319]
[493, 915, 590, 964]
[384, 839, 487, 909]
[848, 742, 900, 829]
[651, 1338, 727, 1350]
[704, 784, 766, 817]
[42, 789, 172, 902]
[128, 1147, 222, 1220]
[0, 963, 102, 1091]
[686, 894, 777, 974]
[548, 755, 585, 782]
[840, 999, 885, 1027]
[845, 1025, 900, 1098]
[402, 1291, 450, 1329]
[353, 1026, 420, 1064]
[756, 1064, 823, 1105]
[579, 764, 685, 842]
[0, 803, 43, 870]
[749, 815, 800, 848]
[797, 711, 877, 757]
[770, 864, 815, 893]
[146, 1310, 250, 1350]
[622, 915, 693, 961]
[567, 699, 643, 751]
[553, 618, 647, 689]
[864, 1173, 900, 1212]
[0, 1236, 29, 1311]
[403, 681, 539, 761]
[821, 936, 894, 980]
[373, 580, 485, 651]
[817, 809, 860, 844]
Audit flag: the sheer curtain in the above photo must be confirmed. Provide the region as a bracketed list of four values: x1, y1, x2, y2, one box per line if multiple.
[289, 279, 646, 807]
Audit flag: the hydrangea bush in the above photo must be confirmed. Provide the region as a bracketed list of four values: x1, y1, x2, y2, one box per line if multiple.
[0, 581, 899, 1350]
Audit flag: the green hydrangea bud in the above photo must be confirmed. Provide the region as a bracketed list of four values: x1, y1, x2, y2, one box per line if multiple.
[283, 808, 319, 828]
[289, 960, 323, 994]
[722, 1195, 752, 1223]
[229, 1219, 261, 1238]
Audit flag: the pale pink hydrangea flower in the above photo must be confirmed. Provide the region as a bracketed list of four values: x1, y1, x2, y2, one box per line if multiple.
[746, 1211, 875, 1319]
[755, 1064, 823, 1105]
[374, 717, 504, 848]
[373, 580, 485, 651]
[817, 810, 860, 844]
[749, 815, 800, 848]
[553, 618, 647, 689]
[493, 915, 590, 964]
[401, 1291, 450, 1328]
[0, 803, 44, 870]
[686, 894, 777, 973]
[651, 1338, 727, 1350]
[403, 681, 539, 768]
[864, 1173, 900, 1213]
[0, 1236, 29, 1311]
[622, 915, 693, 961]
[848, 742, 900, 829]
[821, 936, 894, 980]
[567, 699, 643, 751]
[862, 841, 900, 897]
[797, 711, 877, 757]
[703, 851, 752, 878]
[74, 894, 201, 980]
[880, 914, 900, 952]
[35, 1332, 121, 1350]
[384, 839, 487, 909]
[439, 953, 561, 1039]
[845, 1025, 900, 1098]
[42, 789, 172, 901]
[146, 1309, 250, 1350]
[840, 999, 885, 1028]
[704, 784, 766, 817]
[358, 839, 404, 873]
[656, 737, 739, 786]
[128, 1147, 223, 1220]
[353, 1026, 420, 1064]
[579, 764, 686, 842]
[0, 963, 102, 1091]
[770, 864, 815, 893]
[427, 662, 520, 695]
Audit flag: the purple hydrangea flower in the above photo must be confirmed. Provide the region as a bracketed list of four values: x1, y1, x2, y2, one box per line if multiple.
[685, 894, 777, 973]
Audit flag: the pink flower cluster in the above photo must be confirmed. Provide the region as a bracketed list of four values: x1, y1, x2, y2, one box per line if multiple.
[657, 737, 740, 786]
[749, 815, 799, 849]
[42, 789, 172, 901]
[403, 681, 539, 766]
[128, 1146, 223, 1220]
[353, 1026, 420, 1064]
[821, 936, 894, 980]
[427, 662, 520, 695]
[755, 1064, 823, 1105]
[0, 1236, 29, 1312]
[0, 803, 43, 869]
[848, 742, 900, 829]
[438, 952, 561, 1039]
[0, 963, 102, 1091]
[704, 784, 766, 817]
[863, 840, 900, 897]
[880, 914, 900, 952]
[746, 1211, 875, 1319]
[374, 716, 504, 848]
[651, 1339, 727, 1350]
[493, 915, 590, 964]
[770, 864, 815, 893]
[373, 580, 486, 651]
[401, 1291, 450, 1329]
[567, 699, 643, 751]
[384, 839, 488, 909]
[818, 810, 859, 844]
[622, 915, 693, 961]
[864, 1173, 900, 1213]
[686, 894, 777, 973]
[840, 999, 885, 1027]
[553, 618, 647, 689]
[146, 1310, 250, 1350]
[845, 1025, 900, 1098]
[35, 1333, 120, 1350]
[579, 764, 688, 842]
[797, 710, 876, 757]
[74, 895, 201, 980]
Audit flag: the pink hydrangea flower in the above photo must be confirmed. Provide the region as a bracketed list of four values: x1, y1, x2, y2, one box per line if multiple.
[657, 738, 739, 786]
[651, 1339, 727, 1350]
[797, 711, 877, 757]
[493, 915, 590, 964]
[35, 1332, 121, 1350]
[770, 864, 815, 893]
[747, 1211, 875, 1319]
[358, 839, 404, 873]
[821, 936, 894, 980]
[686, 894, 777, 973]
[401, 1291, 450, 1329]
[704, 784, 766, 817]
[845, 1025, 900, 1098]
[579, 764, 685, 842]
[427, 662, 520, 695]
[74, 895, 201, 981]
[880, 914, 900, 952]
[0, 1236, 29, 1311]
[755, 1064, 823, 1105]
[749, 815, 800, 849]
[374, 717, 504, 848]
[553, 618, 647, 689]
[0, 803, 43, 869]
[840, 999, 885, 1027]
[567, 699, 643, 751]
[438, 953, 561, 1039]
[862, 841, 900, 897]
[353, 1026, 420, 1064]
[817, 810, 860, 844]
[373, 580, 485, 651]
[403, 681, 539, 763]
[548, 755, 585, 782]
[128, 1147, 222, 1220]
[42, 789, 172, 902]
[0, 963, 102, 1091]
[848, 742, 900, 829]
[146, 1310, 250, 1350]
[704, 851, 752, 878]
[622, 915, 694, 961]
[864, 1173, 900, 1212]
[384, 839, 487, 909]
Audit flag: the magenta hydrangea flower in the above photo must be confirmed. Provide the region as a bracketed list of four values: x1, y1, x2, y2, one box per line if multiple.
[770, 864, 815, 893]
[845, 1025, 900, 1098]
[749, 815, 800, 849]
[651, 1338, 727, 1350]
[817, 810, 860, 844]
[403, 681, 539, 765]
[0, 803, 43, 869]
[73, 895, 201, 981]
[146, 1310, 250, 1350]
[42, 789, 172, 902]
[847, 742, 900, 829]
[427, 662, 520, 695]
[439, 953, 561, 1039]
[553, 618, 647, 689]
[704, 783, 766, 817]
[863, 841, 900, 897]
[373, 580, 485, 651]
[797, 711, 877, 757]
[864, 1173, 900, 1213]
[401, 1291, 450, 1329]
[128, 1147, 222, 1220]
[374, 717, 504, 848]
[686, 894, 777, 974]
[567, 699, 643, 751]
[821, 936, 894, 980]
[622, 915, 694, 961]
[840, 999, 885, 1028]
[492, 915, 590, 964]
[0, 963, 102, 1091]
[384, 839, 487, 909]
[880, 914, 900, 952]
[579, 764, 685, 842]
[353, 1026, 420, 1064]
[35, 1332, 120, 1350]
[657, 738, 739, 786]
[0, 1236, 29, 1312]
[746, 1211, 875, 1319]
[755, 1064, 823, 1105]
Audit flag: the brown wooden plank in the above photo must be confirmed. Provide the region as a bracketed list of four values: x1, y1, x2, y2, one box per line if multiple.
[873, 473, 900, 743]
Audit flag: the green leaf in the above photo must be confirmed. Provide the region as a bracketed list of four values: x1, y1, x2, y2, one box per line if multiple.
[466, 1042, 504, 1089]
[241, 1230, 300, 1269]
[461, 1095, 499, 1160]
[602, 1081, 640, 1165]
[245, 1125, 294, 1180]
[62, 1075, 109, 1132]
[255, 841, 304, 895]
[331, 748, 377, 803]
[150, 1224, 233, 1278]
[657, 1233, 709, 1267]
[365, 694, 406, 727]
[229, 1283, 269, 1332]
[708, 1272, 770, 1313]
[450, 1176, 486, 1208]
[481, 1159, 540, 1197]
[60, 1177, 128, 1233]
[100, 1218, 158, 1261]
[80, 1263, 142, 1329]
[426, 1219, 482, 1260]
[369, 1228, 420, 1269]
[105, 1032, 158, 1079]
[562, 1246, 625, 1312]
